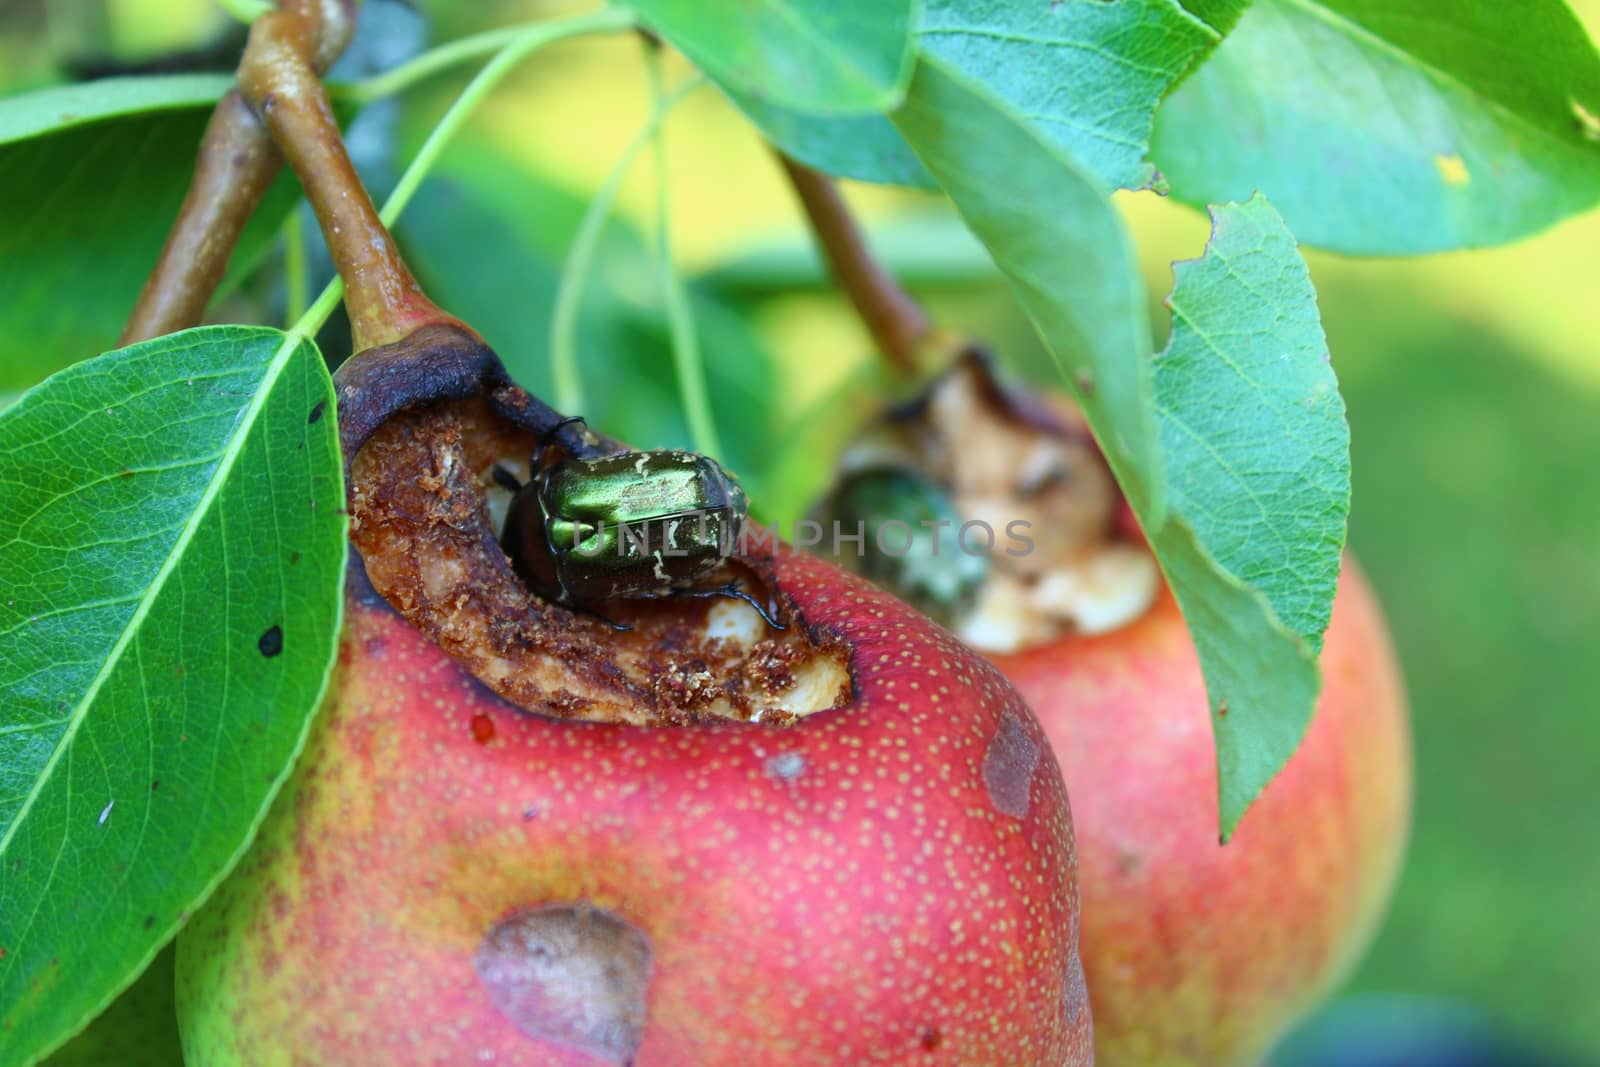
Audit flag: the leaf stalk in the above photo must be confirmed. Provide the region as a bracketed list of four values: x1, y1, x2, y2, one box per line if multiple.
[776, 154, 932, 376]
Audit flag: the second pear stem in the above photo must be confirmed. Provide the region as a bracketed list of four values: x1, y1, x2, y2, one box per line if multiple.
[777, 156, 930, 376]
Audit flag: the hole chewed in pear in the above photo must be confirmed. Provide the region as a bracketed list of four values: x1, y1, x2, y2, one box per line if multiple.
[821, 351, 1160, 656]
[475, 904, 653, 1064]
[348, 396, 850, 726]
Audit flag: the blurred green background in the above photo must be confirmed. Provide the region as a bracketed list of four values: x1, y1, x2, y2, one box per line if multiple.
[3, 1, 1598, 1062]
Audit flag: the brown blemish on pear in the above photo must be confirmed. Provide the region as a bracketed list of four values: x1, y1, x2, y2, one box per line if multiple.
[475, 905, 653, 1064]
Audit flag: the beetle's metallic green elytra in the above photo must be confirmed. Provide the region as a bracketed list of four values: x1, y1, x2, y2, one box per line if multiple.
[504, 449, 749, 607]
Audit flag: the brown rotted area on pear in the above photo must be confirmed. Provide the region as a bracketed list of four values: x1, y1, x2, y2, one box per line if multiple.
[348, 393, 851, 727]
[846, 351, 1161, 653]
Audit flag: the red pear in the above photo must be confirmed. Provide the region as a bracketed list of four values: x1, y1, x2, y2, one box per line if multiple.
[175, 343, 1093, 1065]
[990, 564, 1410, 1067]
[813, 354, 1410, 1067]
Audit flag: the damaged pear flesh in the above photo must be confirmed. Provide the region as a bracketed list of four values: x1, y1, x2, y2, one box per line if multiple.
[349, 397, 849, 725]
[842, 355, 1159, 653]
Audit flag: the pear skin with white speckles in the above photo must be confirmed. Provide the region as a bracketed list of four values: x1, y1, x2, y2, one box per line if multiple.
[175, 548, 1093, 1065]
[989, 562, 1410, 1067]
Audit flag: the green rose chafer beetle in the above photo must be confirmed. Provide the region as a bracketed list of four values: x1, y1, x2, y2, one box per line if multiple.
[499, 440, 781, 628]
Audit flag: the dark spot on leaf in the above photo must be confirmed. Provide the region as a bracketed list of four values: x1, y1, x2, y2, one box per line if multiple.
[150, 780, 160, 792]
[119, 467, 134, 478]
[308, 400, 327, 424]
[471, 713, 496, 745]
[1216, 701, 1229, 718]
[289, 551, 301, 565]
[258, 625, 284, 658]
[983, 714, 1039, 818]
[476, 904, 652, 1064]
[143, 915, 155, 929]
[919, 1027, 943, 1050]
[174, 663, 185, 678]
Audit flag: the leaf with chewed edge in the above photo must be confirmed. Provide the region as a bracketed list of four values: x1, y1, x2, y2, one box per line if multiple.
[1153, 195, 1348, 834]
[893, 56, 1348, 838]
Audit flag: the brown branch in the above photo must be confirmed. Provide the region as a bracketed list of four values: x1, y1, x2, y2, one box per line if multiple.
[121, 92, 279, 343]
[121, 0, 357, 345]
[237, 2, 459, 352]
[776, 154, 931, 376]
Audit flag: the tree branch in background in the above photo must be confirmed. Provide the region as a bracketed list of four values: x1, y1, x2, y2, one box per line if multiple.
[776, 154, 932, 376]
[121, 0, 357, 345]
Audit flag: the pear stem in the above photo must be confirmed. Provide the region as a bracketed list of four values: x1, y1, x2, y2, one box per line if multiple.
[776, 155, 931, 376]
[121, 0, 355, 345]
[237, 1, 457, 352]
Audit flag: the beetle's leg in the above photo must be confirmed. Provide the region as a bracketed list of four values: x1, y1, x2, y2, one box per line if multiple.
[674, 582, 786, 630]
[538, 415, 588, 449]
[583, 605, 633, 632]
[491, 465, 523, 493]
[731, 559, 789, 631]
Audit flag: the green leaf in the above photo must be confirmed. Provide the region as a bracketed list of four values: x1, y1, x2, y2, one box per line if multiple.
[1152, 195, 1348, 834]
[917, 0, 1216, 189]
[631, 0, 915, 115]
[729, 104, 934, 188]
[397, 144, 777, 498]
[0, 106, 300, 393]
[1151, 0, 1600, 254]
[1159, 196, 1348, 651]
[1143, 528, 1322, 840]
[1177, 0, 1251, 34]
[890, 55, 1167, 521]
[41, 946, 181, 1067]
[736, 0, 1218, 191]
[891, 57, 1346, 837]
[0, 325, 346, 1064]
[0, 75, 232, 146]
